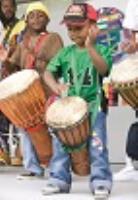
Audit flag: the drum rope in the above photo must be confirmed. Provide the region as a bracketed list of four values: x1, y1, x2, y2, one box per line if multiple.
[62, 138, 88, 153]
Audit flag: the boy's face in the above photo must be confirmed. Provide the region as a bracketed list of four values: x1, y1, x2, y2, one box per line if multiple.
[66, 20, 95, 47]
[26, 10, 49, 32]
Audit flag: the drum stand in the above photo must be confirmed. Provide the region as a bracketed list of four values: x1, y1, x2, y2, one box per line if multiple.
[114, 109, 138, 181]
[5, 124, 22, 166]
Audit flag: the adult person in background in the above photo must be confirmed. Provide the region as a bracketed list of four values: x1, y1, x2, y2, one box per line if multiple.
[121, 0, 138, 53]
[114, 0, 138, 181]
[1, 1, 63, 180]
[0, 0, 25, 47]
[0, 0, 25, 165]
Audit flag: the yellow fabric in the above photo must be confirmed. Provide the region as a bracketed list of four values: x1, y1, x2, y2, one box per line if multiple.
[25, 2, 50, 19]
[4, 20, 25, 44]
[8, 20, 25, 41]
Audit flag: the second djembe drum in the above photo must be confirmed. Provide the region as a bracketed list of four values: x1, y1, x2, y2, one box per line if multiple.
[110, 54, 138, 109]
[46, 96, 90, 176]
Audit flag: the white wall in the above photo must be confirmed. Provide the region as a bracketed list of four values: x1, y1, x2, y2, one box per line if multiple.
[107, 106, 136, 163]
[87, 0, 128, 12]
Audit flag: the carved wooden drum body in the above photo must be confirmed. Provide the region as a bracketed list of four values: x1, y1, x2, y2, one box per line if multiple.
[0, 69, 52, 165]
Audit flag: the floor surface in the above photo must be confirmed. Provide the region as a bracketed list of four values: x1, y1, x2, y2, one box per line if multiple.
[0, 166, 138, 200]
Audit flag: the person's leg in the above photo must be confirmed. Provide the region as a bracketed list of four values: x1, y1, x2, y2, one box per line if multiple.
[42, 135, 71, 195]
[113, 154, 138, 181]
[0, 133, 10, 165]
[114, 120, 138, 181]
[89, 111, 112, 195]
[18, 128, 44, 177]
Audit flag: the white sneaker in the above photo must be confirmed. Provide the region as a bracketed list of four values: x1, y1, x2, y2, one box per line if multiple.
[93, 186, 109, 199]
[42, 183, 61, 195]
[114, 166, 138, 181]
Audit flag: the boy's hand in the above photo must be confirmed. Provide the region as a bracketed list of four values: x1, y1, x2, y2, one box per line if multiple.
[85, 25, 99, 48]
[51, 83, 69, 97]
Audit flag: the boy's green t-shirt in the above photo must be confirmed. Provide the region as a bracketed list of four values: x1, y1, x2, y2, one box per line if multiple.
[47, 44, 112, 105]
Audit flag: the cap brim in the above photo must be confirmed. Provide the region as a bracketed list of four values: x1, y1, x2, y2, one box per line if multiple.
[61, 19, 87, 26]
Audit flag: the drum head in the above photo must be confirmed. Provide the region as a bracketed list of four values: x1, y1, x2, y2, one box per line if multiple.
[46, 96, 88, 129]
[0, 69, 39, 100]
[110, 53, 138, 84]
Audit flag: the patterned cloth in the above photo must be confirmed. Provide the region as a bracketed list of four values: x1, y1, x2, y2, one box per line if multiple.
[97, 7, 125, 63]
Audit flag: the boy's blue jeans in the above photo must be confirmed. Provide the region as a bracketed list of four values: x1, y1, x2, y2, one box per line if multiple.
[48, 111, 112, 192]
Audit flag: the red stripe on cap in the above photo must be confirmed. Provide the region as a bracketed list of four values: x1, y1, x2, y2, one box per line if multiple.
[86, 4, 97, 22]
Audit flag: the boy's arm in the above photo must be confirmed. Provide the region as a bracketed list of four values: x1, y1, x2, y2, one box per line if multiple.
[86, 45, 108, 75]
[43, 70, 59, 94]
[85, 25, 109, 75]
[43, 70, 68, 96]
[43, 49, 69, 96]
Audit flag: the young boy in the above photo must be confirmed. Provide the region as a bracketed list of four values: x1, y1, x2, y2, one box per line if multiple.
[42, 3, 112, 198]
[2, 2, 63, 179]
[121, 0, 138, 53]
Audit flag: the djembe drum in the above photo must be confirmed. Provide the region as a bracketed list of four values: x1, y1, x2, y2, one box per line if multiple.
[110, 54, 138, 109]
[0, 69, 52, 165]
[46, 96, 90, 176]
